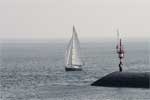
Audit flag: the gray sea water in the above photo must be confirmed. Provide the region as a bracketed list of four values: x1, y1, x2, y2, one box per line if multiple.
[0, 39, 149, 100]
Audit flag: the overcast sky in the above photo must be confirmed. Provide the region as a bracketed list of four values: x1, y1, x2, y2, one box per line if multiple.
[0, 0, 149, 39]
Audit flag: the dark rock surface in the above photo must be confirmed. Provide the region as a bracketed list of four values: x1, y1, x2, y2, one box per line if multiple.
[91, 71, 150, 88]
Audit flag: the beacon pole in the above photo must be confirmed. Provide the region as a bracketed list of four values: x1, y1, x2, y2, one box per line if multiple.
[116, 30, 124, 72]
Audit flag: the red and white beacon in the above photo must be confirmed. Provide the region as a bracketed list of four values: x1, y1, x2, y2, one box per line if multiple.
[116, 30, 125, 72]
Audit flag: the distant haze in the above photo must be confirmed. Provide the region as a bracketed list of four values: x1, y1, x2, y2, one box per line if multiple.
[0, 0, 150, 39]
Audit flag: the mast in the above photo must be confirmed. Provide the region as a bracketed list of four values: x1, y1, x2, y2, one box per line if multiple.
[116, 30, 125, 72]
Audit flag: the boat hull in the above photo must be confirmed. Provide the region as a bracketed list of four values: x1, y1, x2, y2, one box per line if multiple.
[65, 67, 82, 71]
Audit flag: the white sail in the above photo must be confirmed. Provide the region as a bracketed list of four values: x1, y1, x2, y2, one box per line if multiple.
[65, 26, 83, 68]
[65, 37, 73, 66]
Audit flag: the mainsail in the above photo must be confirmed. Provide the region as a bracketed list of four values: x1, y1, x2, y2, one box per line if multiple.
[65, 26, 83, 68]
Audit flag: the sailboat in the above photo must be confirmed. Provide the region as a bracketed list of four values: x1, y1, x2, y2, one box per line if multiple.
[65, 26, 84, 71]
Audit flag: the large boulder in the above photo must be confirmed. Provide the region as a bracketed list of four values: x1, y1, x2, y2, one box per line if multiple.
[91, 71, 150, 88]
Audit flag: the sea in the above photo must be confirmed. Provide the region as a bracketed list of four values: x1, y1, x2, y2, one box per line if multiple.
[0, 39, 149, 100]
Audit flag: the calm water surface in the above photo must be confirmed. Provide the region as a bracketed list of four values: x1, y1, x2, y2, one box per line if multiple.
[0, 40, 149, 100]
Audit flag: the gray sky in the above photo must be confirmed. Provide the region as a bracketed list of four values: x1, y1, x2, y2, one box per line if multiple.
[0, 0, 149, 39]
